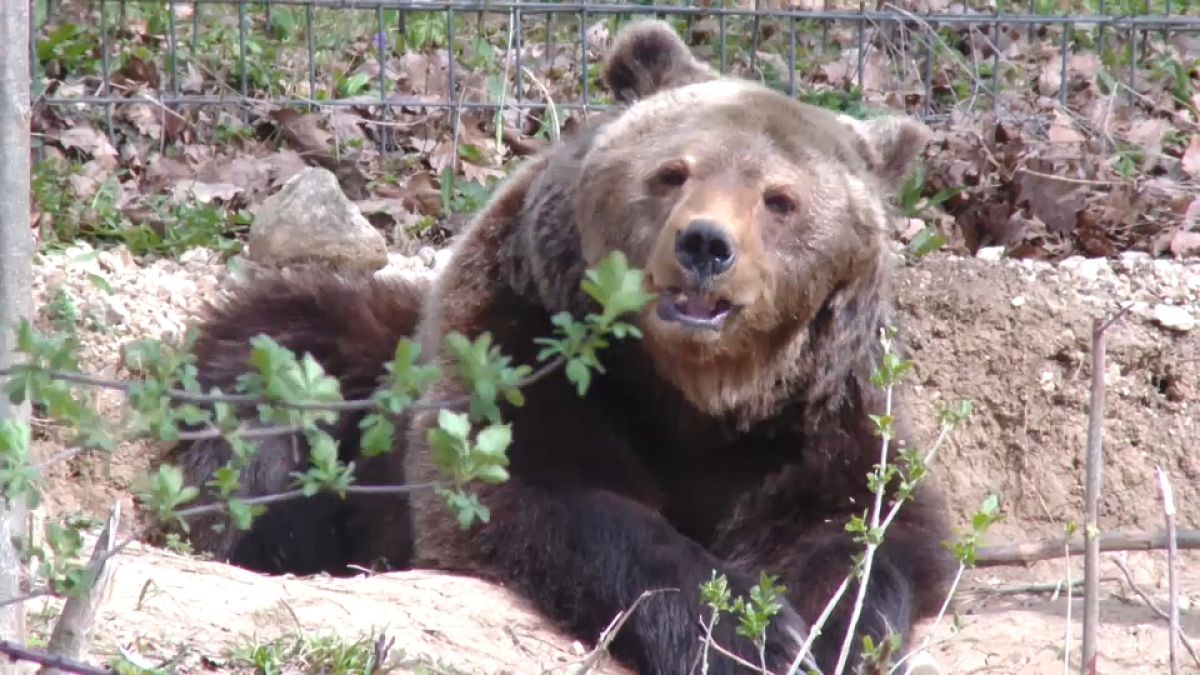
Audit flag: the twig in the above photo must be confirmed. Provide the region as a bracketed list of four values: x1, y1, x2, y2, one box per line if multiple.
[1063, 533, 1073, 675]
[974, 529, 1200, 566]
[1157, 467, 1181, 675]
[173, 481, 446, 521]
[0, 536, 137, 609]
[961, 578, 1088, 597]
[787, 420, 955, 675]
[1081, 316, 1107, 675]
[40, 501, 120, 675]
[696, 616, 770, 675]
[831, 361, 898, 675]
[35, 447, 84, 472]
[553, 588, 675, 675]
[888, 563, 964, 674]
[369, 632, 395, 675]
[173, 424, 303, 442]
[788, 576, 849, 675]
[0, 640, 112, 675]
[1110, 557, 1199, 669]
[1013, 167, 1128, 187]
[0, 356, 565, 416]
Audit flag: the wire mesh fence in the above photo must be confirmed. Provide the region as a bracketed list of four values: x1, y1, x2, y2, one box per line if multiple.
[29, 0, 1200, 159]
[24, 0, 1200, 264]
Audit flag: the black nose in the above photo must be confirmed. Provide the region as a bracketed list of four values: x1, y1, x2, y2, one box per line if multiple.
[675, 219, 737, 278]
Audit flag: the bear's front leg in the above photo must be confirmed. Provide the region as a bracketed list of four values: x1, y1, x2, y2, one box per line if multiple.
[403, 375, 816, 675]
[716, 491, 954, 675]
[470, 482, 816, 675]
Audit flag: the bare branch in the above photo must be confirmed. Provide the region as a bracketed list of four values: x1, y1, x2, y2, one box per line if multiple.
[0, 640, 111, 675]
[173, 424, 303, 442]
[1081, 315, 1108, 675]
[1157, 467, 1183, 675]
[0, 537, 138, 609]
[41, 502, 121, 675]
[567, 588, 675, 675]
[173, 481, 446, 521]
[1109, 558, 1199, 668]
[0, 355, 564, 418]
[975, 529, 1200, 566]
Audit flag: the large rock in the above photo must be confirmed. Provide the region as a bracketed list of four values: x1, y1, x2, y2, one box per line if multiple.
[246, 167, 388, 272]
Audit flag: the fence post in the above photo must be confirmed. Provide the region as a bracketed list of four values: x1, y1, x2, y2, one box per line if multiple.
[0, 0, 33, 665]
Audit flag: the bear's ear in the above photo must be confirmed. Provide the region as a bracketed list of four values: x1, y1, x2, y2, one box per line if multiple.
[602, 19, 718, 104]
[841, 114, 931, 191]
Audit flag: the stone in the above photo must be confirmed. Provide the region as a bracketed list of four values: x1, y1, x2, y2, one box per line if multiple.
[975, 245, 1004, 262]
[418, 246, 437, 268]
[1151, 304, 1196, 333]
[903, 650, 944, 675]
[1073, 257, 1111, 282]
[246, 167, 388, 272]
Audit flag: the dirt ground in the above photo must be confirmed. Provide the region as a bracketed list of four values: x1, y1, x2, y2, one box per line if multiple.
[22, 244, 1200, 674]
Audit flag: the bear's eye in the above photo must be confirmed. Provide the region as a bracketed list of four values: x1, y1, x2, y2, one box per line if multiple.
[763, 190, 798, 216]
[653, 161, 690, 188]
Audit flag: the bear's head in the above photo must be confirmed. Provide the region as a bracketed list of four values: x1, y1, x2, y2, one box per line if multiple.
[576, 20, 930, 422]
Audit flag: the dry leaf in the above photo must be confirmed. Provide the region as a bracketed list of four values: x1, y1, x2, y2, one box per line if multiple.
[272, 110, 336, 166]
[1047, 110, 1085, 145]
[55, 126, 120, 169]
[402, 171, 443, 216]
[1014, 171, 1084, 235]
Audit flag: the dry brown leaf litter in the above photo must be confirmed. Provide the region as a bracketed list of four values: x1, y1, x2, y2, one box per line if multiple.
[28, 0, 1200, 262]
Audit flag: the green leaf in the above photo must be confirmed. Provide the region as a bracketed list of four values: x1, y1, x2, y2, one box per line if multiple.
[473, 424, 511, 460]
[359, 413, 395, 457]
[565, 358, 592, 397]
[906, 226, 947, 259]
[227, 499, 265, 531]
[437, 409, 471, 442]
[473, 464, 510, 484]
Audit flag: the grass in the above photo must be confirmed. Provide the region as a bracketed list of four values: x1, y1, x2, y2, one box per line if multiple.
[227, 631, 476, 675]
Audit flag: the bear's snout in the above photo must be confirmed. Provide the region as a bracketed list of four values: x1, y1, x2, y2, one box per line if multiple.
[674, 218, 737, 281]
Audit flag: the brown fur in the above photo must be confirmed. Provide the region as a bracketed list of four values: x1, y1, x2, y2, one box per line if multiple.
[156, 270, 428, 575]
[164, 19, 955, 675]
[402, 19, 952, 674]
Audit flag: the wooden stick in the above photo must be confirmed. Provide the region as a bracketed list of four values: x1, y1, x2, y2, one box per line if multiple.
[1158, 467, 1181, 675]
[974, 529, 1200, 567]
[39, 501, 120, 675]
[1082, 316, 1108, 675]
[0, 640, 110, 675]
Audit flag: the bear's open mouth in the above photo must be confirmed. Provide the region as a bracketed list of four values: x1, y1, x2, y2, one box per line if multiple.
[656, 287, 735, 330]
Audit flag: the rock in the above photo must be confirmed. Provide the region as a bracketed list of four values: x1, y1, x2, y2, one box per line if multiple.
[179, 247, 219, 267]
[975, 245, 1005, 261]
[1151, 304, 1196, 333]
[246, 167, 388, 272]
[1119, 250, 1150, 266]
[904, 650, 944, 675]
[418, 246, 437, 268]
[1073, 256, 1110, 282]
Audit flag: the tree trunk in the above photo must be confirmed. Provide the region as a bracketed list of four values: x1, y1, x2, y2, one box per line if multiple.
[0, 0, 33, 667]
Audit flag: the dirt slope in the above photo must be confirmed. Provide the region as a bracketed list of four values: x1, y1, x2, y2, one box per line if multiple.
[24, 245, 1200, 674]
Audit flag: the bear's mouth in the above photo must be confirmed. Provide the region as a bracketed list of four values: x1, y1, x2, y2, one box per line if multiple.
[656, 287, 735, 330]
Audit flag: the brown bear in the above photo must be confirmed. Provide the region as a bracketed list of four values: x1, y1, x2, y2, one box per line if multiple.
[161, 19, 956, 675]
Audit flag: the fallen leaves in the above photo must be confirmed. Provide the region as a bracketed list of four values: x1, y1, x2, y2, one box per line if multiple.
[26, 1, 1200, 263]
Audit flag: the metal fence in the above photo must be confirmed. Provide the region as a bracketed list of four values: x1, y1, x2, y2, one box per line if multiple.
[28, 0, 1200, 161]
